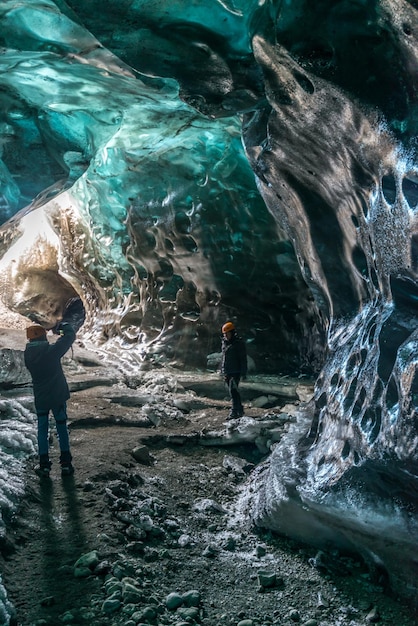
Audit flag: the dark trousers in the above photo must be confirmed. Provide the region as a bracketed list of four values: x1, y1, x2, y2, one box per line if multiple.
[37, 403, 71, 459]
[225, 375, 243, 415]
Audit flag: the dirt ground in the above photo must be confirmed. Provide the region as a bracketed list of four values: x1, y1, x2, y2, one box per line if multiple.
[1, 349, 418, 626]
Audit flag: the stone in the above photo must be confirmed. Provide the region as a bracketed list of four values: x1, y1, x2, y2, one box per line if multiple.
[178, 534, 192, 547]
[181, 590, 201, 607]
[257, 570, 277, 588]
[172, 399, 191, 412]
[366, 606, 381, 623]
[102, 597, 122, 614]
[177, 607, 199, 620]
[288, 609, 301, 622]
[165, 592, 184, 610]
[74, 550, 100, 577]
[136, 606, 157, 622]
[251, 395, 270, 408]
[60, 612, 76, 623]
[104, 578, 122, 595]
[131, 445, 155, 465]
[222, 455, 250, 475]
[255, 544, 267, 557]
[93, 560, 112, 576]
[222, 536, 236, 551]
[122, 581, 143, 604]
[202, 544, 218, 558]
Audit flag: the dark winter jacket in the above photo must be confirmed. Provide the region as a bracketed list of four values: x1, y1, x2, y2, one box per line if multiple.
[24, 324, 76, 412]
[221, 334, 247, 377]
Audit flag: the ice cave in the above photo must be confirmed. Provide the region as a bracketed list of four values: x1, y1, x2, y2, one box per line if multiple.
[0, 0, 417, 612]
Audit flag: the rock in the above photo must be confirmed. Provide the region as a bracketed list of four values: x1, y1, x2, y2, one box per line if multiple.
[302, 620, 318, 626]
[308, 550, 349, 576]
[202, 544, 218, 558]
[252, 395, 270, 408]
[366, 606, 381, 622]
[131, 445, 155, 465]
[206, 352, 222, 370]
[288, 608, 301, 622]
[296, 384, 314, 402]
[122, 581, 143, 604]
[74, 550, 100, 577]
[193, 498, 227, 514]
[257, 570, 277, 588]
[181, 589, 201, 607]
[141, 404, 162, 426]
[165, 591, 184, 610]
[112, 560, 137, 580]
[222, 536, 236, 551]
[177, 606, 199, 620]
[93, 560, 112, 576]
[79, 608, 95, 620]
[178, 534, 192, 547]
[102, 596, 122, 613]
[255, 544, 267, 557]
[222, 455, 253, 475]
[143, 547, 159, 562]
[173, 398, 191, 412]
[150, 522, 165, 537]
[132, 606, 157, 622]
[134, 514, 153, 533]
[104, 577, 122, 595]
[60, 611, 77, 623]
[105, 588, 122, 602]
[126, 525, 147, 541]
[237, 620, 254, 626]
[73, 566, 92, 579]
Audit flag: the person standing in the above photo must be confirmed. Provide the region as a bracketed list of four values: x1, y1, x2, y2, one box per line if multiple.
[24, 322, 76, 477]
[220, 321, 247, 419]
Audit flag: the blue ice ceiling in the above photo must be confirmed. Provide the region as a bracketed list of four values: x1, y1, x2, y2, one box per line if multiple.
[0, 0, 418, 608]
[0, 0, 323, 373]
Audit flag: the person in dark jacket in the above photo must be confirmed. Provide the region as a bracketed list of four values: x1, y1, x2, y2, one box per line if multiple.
[24, 322, 76, 477]
[220, 321, 247, 419]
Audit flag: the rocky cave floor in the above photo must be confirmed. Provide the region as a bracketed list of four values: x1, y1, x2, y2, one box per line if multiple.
[0, 339, 417, 626]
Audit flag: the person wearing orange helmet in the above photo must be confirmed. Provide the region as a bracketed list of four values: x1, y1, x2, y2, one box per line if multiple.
[24, 322, 76, 477]
[220, 321, 247, 419]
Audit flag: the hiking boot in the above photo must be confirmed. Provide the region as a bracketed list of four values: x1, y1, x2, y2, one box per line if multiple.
[36, 455, 51, 478]
[61, 464, 74, 477]
[228, 410, 239, 419]
[35, 465, 51, 478]
[60, 451, 73, 476]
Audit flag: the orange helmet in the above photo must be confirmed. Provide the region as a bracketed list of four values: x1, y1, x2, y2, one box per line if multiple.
[26, 325, 47, 340]
[222, 321, 235, 333]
